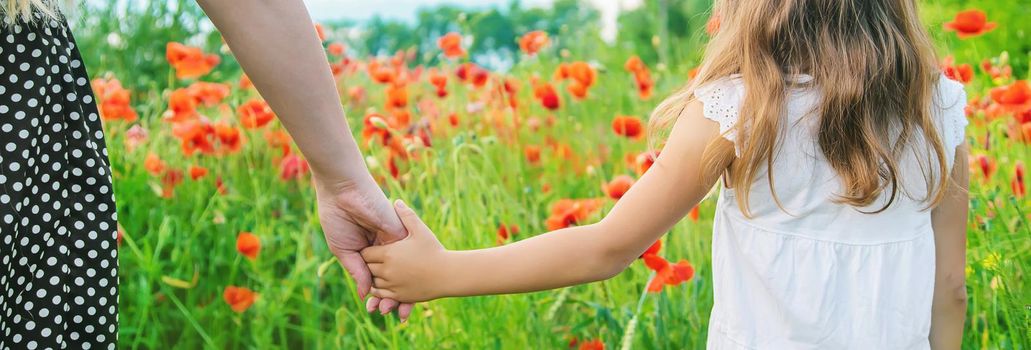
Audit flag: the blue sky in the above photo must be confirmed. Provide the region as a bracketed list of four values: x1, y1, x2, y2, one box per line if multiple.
[302, 0, 555, 22]
[301, 0, 643, 42]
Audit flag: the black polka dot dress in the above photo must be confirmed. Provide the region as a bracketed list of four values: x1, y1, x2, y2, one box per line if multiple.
[0, 12, 118, 350]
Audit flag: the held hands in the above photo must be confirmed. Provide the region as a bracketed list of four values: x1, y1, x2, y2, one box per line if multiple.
[361, 200, 451, 303]
[312, 176, 415, 318]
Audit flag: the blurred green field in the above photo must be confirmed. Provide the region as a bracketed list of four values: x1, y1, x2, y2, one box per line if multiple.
[66, 0, 1030, 348]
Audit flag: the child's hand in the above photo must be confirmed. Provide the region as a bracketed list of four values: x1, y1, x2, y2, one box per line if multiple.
[361, 200, 451, 303]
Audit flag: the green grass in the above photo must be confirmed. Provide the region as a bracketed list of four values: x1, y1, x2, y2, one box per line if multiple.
[70, 1, 1031, 349]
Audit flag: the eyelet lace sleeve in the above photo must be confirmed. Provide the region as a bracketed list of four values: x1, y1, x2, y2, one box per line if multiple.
[937, 76, 969, 152]
[694, 77, 745, 156]
[935, 75, 969, 168]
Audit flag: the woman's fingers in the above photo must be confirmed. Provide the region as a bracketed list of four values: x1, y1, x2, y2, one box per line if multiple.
[378, 298, 399, 315]
[397, 303, 415, 323]
[365, 296, 381, 313]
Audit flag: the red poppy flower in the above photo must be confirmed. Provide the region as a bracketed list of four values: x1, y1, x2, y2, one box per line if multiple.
[189, 165, 208, 180]
[525, 145, 542, 165]
[92, 77, 138, 122]
[990, 80, 1031, 113]
[640, 239, 661, 258]
[602, 175, 635, 200]
[162, 88, 198, 123]
[279, 154, 310, 181]
[624, 56, 654, 99]
[214, 121, 244, 154]
[144, 153, 167, 176]
[428, 69, 448, 90]
[534, 83, 561, 111]
[578, 339, 605, 350]
[643, 254, 695, 293]
[237, 99, 276, 129]
[327, 42, 346, 56]
[567, 61, 596, 90]
[553, 63, 570, 81]
[1013, 162, 1025, 198]
[236, 232, 261, 260]
[497, 223, 519, 244]
[943, 10, 996, 39]
[941, 57, 974, 85]
[470, 66, 490, 88]
[239, 74, 253, 90]
[165, 42, 219, 79]
[503, 77, 520, 94]
[187, 82, 231, 107]
[160, 169, 184, 198]
[634, 151, 659, 175]
[438, 32, 465, 58]
[263, 130, 292, 156]
[981, 59, 1012, 81]
[612, 116, 644, 139]
[223, 286, 257, 313]
[369, 65, 397, 84]
[116, 225, 125, 247]
[972, 154, 996, 180]
[519, 31, 550, 56]
[545, 199, 604, 231]
[386, 83, 409, 109]
[567, 81, 588, 99]
[455, 63, 473, 81]
[625, 56, 645, 74]
[448, 112, 460, 127]
[634, 70, 654, 99]
[171, 119, 216, 155]
[216, 176, 229, 195]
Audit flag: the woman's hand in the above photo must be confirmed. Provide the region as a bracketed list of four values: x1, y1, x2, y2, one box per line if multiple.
[313, 176, 414, 318]
[361, 200, 452, 303]
[195, 0, 418, 320]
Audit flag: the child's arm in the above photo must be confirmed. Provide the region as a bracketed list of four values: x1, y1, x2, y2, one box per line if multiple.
[360, 100, 727, 302]
[928, 144, 969, 349]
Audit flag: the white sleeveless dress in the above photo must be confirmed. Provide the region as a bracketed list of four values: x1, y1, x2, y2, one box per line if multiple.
[696, 74, 967, 349]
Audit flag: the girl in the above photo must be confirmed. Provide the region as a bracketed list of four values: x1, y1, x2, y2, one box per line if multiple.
[1, 0, 410, 347]
[360, 0, 969, 348]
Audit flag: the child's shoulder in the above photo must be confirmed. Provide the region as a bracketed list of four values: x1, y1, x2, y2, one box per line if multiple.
[694, 74, 745, 97]
[934, 73, 967, 108]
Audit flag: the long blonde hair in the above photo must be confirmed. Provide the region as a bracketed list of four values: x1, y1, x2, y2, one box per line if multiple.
[651, 0, 947, 215]
[1, 0, 61, 24]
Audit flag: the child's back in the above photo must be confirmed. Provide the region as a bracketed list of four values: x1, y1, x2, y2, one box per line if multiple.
[360, 1, 971, 349]
[697, 74, 966, 349]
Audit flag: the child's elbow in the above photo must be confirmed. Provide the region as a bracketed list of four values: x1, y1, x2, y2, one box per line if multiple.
[585, 247, 634, 282]
[938, 271, 969, 305]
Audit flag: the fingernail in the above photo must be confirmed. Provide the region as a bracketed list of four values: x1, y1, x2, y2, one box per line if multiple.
[395, 200, 408, 210]
[365, 298, 375, 313]
[400, 317, 408, 324]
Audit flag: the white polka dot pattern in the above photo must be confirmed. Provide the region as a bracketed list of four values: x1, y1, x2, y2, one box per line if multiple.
[1, 14, 118, 350]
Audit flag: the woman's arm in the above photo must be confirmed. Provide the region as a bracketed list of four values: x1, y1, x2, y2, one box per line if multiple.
[195, 0, 365, 184]
[195, 0, 412, 317]
[361, 100, 727, 302]
[929, 144, 969, 349]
